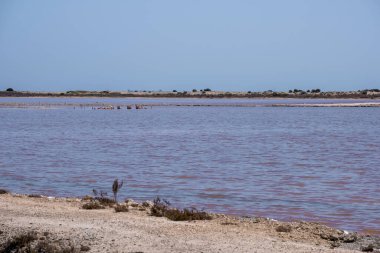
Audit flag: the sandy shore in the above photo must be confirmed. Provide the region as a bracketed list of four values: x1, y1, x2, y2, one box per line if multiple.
[2, 194, 378, 253]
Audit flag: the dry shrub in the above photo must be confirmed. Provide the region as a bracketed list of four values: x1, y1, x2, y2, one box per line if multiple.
[82, 202, 105, 210]
[114, 204, 129, 212]
[276, 224, 292, 233]
[32, 240, 77, 253]
[0, 232, 37, 253]
[0, 189, 9, 194]
[28, 194, 42, 198]
[0, 232, 79, 253]
[151, 197, 212, 221]
[95, 197, 115, 206]
[92, 189, 116, 206]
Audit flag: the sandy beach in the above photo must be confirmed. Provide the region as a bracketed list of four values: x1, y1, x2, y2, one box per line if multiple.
[2, 193, 378, 253]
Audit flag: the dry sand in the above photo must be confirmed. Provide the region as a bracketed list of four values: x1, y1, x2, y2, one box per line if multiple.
[1, 194, 372, 253]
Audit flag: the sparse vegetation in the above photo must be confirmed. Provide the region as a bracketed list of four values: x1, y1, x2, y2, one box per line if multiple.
[82, 201, 105, 210]
[82, 180, 124, 210]
[0, 232, 37, 253]
[0, 231, 80, 253]
[114, 204, 129, 212]
[276, 224, 292, 233]
[92, 189, 116, 206]
[1, 88, 379, 99]
[28, 194, 42, 198]
[150, 197, 212, 221]
[0, 189, 9, 194]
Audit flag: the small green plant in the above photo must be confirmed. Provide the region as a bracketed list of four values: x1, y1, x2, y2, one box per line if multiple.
[112, 179, 124, 203]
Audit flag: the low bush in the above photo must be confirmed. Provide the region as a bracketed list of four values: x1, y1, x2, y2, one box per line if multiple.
[0, 189, 9, 194]
[114, 204, 129, 212]
[82, 202, 105, 210]
[92, 189, 116, 206]
[0, 232, 37, 253]
[0, 231, 79, 253]
[82, 187, 117, 210]
[28, 194, 42, 198]
[151, 197, 212, 221]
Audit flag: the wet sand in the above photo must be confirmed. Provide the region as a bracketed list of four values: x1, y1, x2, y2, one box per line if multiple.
[1, 193, 375, 253]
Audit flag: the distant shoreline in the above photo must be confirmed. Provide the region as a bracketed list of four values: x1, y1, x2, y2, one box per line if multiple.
[1, 89, 380, 99]
[1, 101, 380, 109]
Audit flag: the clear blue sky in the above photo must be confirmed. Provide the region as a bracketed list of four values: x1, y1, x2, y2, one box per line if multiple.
[0, 0, 379, 92]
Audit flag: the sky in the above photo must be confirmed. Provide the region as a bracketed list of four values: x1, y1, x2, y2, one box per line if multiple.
[0, 0, 379, 92]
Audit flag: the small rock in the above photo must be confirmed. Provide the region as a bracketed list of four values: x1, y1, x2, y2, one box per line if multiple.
[276, 224, 292, 233]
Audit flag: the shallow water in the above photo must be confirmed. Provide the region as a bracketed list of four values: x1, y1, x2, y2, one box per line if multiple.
[0, 97, 379, 234]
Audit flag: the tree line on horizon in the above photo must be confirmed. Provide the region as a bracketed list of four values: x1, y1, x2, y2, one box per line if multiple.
[3, 87, 380, 94]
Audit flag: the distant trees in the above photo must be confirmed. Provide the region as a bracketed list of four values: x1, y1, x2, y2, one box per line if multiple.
[6, 88, 14, 92]
[290, 88, 321, 93]
[192, 89, 197, 92]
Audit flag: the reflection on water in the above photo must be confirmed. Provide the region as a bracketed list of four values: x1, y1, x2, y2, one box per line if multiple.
[0, 98, 379, 234]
